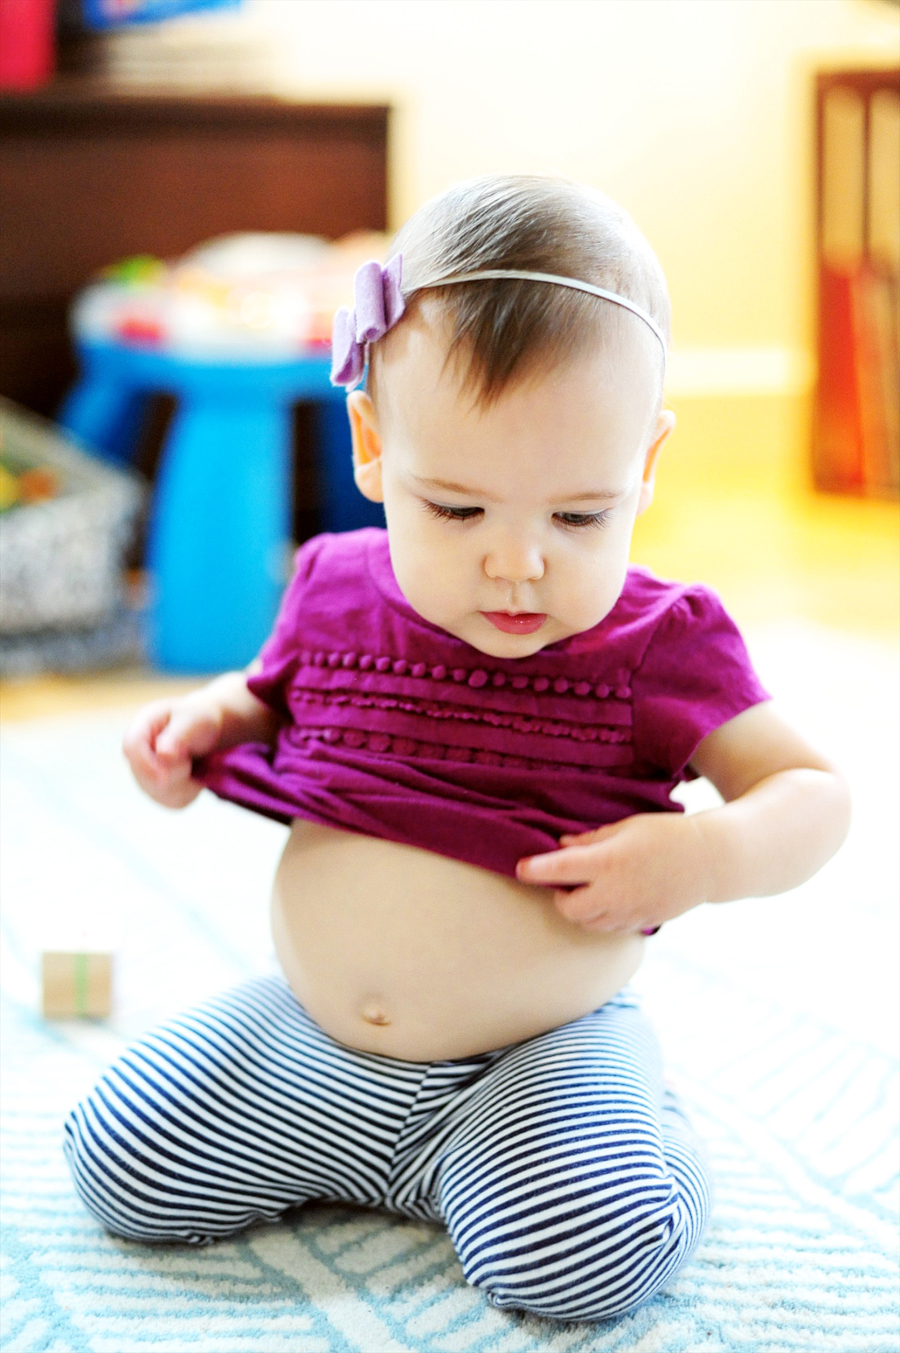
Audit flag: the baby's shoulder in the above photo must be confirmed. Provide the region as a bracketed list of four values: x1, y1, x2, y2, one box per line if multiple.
[586, 566, 731, 657]
[618, 564, 719, 615]
[275, 527, 408, 657]
[292, 527, 385, 588]
[283, 527, 391, 619]
[251, 530, 395, 704]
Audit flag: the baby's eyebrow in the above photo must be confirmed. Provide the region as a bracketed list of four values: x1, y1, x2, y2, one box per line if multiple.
[413, 475, 623, 503]
[559, 489, 625, 503]
[414, 475, 500, 500]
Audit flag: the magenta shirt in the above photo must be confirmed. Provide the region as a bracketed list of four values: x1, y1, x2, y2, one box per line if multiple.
[196, 529, 769, 877]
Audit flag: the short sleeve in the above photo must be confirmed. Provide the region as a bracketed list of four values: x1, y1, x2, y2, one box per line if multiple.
[632, 586, 770, 777]
[245, 536, 325, 717]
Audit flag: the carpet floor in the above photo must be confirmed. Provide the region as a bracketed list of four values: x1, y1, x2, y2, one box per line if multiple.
[1, 620, 897, 1353]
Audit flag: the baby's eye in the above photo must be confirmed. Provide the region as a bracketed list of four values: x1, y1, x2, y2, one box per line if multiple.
[554, 510, 612, 531]
[424, 501, 484, 523]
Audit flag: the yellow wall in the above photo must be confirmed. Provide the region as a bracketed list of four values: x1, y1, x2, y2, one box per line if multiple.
[249, 0, 897, 373]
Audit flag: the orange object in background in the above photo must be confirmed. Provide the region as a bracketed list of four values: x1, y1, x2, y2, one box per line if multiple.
[0, 0, 55, 89]
[16, 464, 58, 501]
[814, 70, 900, 498]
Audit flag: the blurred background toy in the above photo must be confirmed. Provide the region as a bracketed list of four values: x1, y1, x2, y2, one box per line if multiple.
[60, 232, 388, 673]
[71, 232, 390, 361]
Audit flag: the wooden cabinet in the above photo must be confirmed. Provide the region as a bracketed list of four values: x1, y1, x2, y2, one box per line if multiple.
[0, 86, 389, 418]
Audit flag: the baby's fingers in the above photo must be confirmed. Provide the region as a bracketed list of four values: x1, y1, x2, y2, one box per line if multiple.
[155, 706, 220, 762]
[123, 702, 174, 777]
[552, 883, 602, 922]
[552, 889, 637, 931]
[558, 821, 624, 847]
[516, 845, 595, 888]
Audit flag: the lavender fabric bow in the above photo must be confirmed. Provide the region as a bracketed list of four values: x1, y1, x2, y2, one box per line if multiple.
[330, 255, 405, 388]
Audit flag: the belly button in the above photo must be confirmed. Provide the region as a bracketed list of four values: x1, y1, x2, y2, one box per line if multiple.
[360, 998, 391, 1026]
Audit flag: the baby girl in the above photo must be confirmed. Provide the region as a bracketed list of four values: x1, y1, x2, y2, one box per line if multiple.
[64, 176, 850, 1323]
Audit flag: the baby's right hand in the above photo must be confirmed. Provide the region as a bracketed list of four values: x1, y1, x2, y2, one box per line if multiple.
[123, 695, 223, 808]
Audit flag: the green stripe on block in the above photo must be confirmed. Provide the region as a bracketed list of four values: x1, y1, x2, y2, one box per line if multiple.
[74, 953, 89, 1016]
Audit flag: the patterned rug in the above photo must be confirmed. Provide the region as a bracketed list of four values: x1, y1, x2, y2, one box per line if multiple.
[1, 621, 898, 1353]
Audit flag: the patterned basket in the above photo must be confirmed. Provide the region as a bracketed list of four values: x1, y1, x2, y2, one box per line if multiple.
[0, 399, 144, 637]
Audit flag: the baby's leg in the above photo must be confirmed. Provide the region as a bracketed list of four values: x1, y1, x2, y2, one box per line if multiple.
[63, 976, 414, 1243]
[435, 994, 711, 1323]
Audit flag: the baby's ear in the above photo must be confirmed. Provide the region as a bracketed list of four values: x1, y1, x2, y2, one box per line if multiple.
[637, 408, 675, 514]
[347, 391, 384, 502]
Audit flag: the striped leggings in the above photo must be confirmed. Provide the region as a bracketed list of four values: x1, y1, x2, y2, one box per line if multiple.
[63, 976, 711, 1323]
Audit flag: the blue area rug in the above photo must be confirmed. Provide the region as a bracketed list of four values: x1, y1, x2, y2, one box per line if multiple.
[1, 622, 898, 1352]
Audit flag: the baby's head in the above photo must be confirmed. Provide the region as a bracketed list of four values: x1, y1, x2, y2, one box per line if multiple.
[344, 175, 674, 658]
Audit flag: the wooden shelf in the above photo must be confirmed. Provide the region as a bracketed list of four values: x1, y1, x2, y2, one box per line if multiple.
[813, 68, 899, 498]
[0, 84, 389, 419]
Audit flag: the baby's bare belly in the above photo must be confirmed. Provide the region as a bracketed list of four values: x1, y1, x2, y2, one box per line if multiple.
[272, 819, 645, 1061]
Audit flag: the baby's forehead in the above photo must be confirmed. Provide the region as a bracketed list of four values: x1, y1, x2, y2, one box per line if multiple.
[372, 298, 661, 426]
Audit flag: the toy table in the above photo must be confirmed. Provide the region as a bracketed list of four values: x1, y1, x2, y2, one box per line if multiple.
[60, 339, 381, 673]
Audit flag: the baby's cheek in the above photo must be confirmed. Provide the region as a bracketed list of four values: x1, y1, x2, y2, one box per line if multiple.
[387, 517, 454, 606]
[393, 561, 459, 635]
[565, 556, 629, 630]
[556, 584, 615, 635]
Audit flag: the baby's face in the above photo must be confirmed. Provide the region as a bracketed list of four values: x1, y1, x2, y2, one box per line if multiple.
[352, 306, 673, 658]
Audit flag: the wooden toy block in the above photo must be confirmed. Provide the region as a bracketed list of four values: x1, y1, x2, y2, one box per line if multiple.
[41, 951, 113, 1019]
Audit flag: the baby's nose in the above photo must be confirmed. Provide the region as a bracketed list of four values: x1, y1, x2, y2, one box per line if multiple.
[483, 536, 545, 584]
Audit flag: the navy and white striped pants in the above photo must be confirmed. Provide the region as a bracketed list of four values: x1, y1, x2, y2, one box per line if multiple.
[63, 975, 711, 1323]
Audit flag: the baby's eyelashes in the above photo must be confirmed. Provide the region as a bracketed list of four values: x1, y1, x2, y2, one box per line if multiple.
[421, 500, 612, 531]
[553, 510, 612, 531]
[423, 501, 483, 523]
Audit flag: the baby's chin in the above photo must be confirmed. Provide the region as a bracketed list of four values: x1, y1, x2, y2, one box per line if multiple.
[440, 612, 577, 659]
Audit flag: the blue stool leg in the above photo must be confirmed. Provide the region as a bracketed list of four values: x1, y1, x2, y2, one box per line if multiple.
[148, 396, 291, 673]
[313, 396, 385, 534]
[59, 375, 149, 466]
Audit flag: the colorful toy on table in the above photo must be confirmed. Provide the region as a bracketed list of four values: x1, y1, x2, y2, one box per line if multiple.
[41, 952, 114, 1019]
[61, 232, 390, 671]
[73, 232, 393, 360]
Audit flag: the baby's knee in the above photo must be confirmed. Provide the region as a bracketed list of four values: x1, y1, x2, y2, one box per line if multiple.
[65, 1095, 150, 1241]
[458, 1181, 710, 1323]
[63, 1092, 215, 1245]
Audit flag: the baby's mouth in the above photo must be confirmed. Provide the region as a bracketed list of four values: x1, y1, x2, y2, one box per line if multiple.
[481, 611, 547, 635]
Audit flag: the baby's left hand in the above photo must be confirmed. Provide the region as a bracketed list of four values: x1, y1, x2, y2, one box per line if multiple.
[515, 813, 714, 933]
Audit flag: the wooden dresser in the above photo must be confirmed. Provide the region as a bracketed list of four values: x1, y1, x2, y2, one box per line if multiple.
[0, 86, 389, 419]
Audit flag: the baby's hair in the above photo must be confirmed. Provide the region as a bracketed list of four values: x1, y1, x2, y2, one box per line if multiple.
[372, 175, 670, 408]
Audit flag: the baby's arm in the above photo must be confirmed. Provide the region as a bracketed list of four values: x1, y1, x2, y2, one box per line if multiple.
[516, 702, 851, 932]
[123, 663, 281, 809]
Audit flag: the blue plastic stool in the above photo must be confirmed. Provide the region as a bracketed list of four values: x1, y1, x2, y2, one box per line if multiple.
[60, 339, 382, 673]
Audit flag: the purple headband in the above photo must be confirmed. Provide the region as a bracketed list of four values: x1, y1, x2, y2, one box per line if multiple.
[329, 255, 667, 388]
[330, 255, 405, 388]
